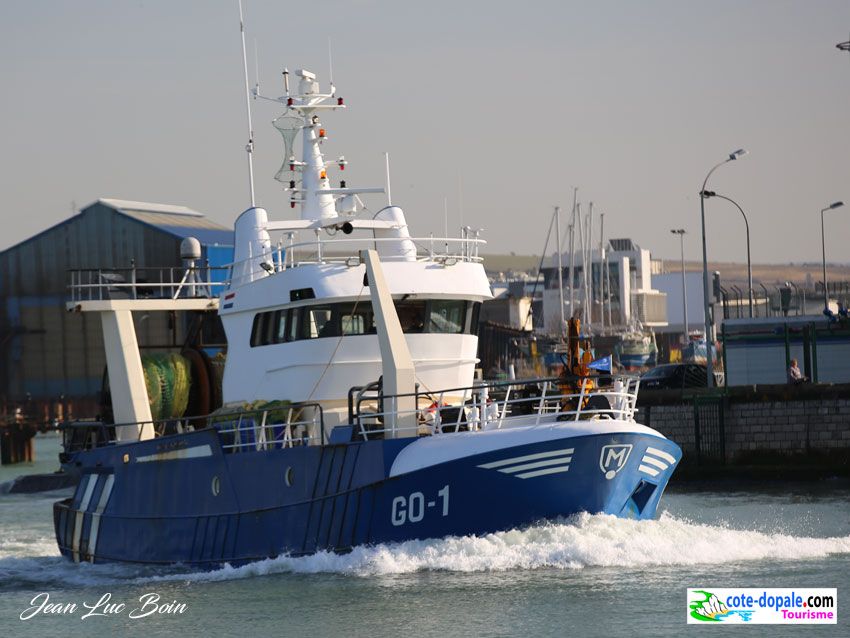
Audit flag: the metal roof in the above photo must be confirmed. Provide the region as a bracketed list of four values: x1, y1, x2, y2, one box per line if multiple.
[97, 198, 204, 217]
[98, 198, 234, 246]
[0, 198, 234, 256]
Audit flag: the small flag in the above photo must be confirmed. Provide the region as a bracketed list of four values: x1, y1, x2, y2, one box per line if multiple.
[588, 355, 612, 372]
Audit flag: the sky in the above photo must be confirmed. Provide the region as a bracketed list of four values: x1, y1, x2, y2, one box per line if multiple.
[1, 0, 849, 264]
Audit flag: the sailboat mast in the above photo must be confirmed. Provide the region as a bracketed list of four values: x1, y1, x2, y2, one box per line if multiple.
[567, 187, 577, 322]
[599, 212, 605, 333]
[576, 206, 586, 329]
[604, 218, 613, 328]
[555, 206, 565, 339]
[586, 202, 594, 332]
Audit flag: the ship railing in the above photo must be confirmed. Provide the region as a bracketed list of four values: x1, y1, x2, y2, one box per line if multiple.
[212, 403, 325, 451]
[59, 415, 206, 456]
[347, 375, 641, 441]
[227, 235, 487, 284]
[67, 265, 230, 303]
[58, 403, 326, 456]
[281, 235, 486, 267]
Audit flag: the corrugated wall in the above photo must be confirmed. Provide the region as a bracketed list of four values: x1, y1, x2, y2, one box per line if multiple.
[0, 203, 196, 419]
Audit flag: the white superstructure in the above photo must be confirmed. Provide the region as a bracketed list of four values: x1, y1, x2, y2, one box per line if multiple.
[219, 69, 492, 422]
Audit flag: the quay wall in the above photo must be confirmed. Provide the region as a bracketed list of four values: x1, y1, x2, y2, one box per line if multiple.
[636, 384, 850, 466]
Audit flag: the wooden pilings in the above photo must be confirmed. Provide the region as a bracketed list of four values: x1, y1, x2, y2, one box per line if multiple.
[0, 421, 37, 465]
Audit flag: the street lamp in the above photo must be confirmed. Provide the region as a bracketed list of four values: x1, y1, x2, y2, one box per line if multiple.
[670, 229, 688, 346]
[821, 200, 845, 314]
[699, 148, 747, 388]
[700, 190, 753, 318]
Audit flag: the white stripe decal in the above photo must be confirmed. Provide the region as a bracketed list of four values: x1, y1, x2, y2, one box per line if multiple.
[87, 474, 114, 563]
[478, 448, 575, 469]
[79, 474, 98, 511]
[640, 456, 668, 471]
[72, 474, 97, 563]
[645, 446, 676, 464]
[516, 466, 570, 479]
[498, 456, 572, 474]
[638, 464, 660, 477]
[136, 444, 212, 463]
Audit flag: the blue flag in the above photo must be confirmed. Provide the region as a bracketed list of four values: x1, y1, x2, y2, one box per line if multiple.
[588, 355, 612, 372]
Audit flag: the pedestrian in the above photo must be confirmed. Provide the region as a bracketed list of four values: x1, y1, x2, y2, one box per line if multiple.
[787, 359, 807, 385]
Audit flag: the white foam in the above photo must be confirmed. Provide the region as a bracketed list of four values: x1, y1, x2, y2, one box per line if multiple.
[141, 512, 850, 582]
[2, 513, 849, 588]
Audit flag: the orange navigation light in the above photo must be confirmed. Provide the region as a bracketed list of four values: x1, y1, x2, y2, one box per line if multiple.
[320, 170, 327, 179]
[319, 128, 326, 138]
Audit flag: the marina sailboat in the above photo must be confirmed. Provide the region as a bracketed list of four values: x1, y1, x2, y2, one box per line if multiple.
[53, 65, 680, 566]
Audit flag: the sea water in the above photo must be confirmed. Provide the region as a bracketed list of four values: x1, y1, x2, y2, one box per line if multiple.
[1, 435, 848, 637]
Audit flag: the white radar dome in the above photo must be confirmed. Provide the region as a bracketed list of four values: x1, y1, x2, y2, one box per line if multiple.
[180, 236, 202, 260]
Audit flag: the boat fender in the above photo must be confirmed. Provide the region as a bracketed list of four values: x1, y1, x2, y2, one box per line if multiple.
[422, 401, 447, 433]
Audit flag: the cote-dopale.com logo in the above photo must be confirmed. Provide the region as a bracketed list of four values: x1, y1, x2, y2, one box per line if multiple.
[687, 588, 837, 624]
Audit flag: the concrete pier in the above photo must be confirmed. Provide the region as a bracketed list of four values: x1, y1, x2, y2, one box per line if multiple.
[637, 384, 850, 477]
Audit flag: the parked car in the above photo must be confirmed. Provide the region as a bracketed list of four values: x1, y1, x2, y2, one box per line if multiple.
[640, 363, 714, 390]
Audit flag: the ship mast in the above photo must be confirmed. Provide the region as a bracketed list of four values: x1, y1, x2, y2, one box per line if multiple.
[237, 0, 256, 207]
[255, 69, 383, 221]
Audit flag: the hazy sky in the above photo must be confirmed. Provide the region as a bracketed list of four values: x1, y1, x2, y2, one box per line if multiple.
[1, 1, 849, 264]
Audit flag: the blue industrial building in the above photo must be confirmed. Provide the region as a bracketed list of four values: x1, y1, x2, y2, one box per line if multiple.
[0, 199, 233, 422]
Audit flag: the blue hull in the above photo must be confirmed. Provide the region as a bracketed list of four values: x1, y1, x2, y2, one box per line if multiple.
[54, 425, 680, 566]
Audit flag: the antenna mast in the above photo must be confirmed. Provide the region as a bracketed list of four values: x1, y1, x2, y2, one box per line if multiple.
[238, 0, 256, 207]
[328, 38, 335, 92]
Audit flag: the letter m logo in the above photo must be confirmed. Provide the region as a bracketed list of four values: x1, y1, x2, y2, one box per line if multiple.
[599, 444, 633, 480]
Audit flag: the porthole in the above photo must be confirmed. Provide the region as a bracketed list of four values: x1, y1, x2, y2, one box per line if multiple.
[211, 475, 221, 496]
[284, 467, 294, 487]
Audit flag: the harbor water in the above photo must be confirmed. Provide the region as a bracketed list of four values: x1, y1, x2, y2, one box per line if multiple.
[1, 435, 848, 637]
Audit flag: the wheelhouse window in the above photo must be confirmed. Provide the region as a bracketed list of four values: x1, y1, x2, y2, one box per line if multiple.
[395, 300, 426, 333]
[276, 310, 288, 343]
[337, 301, 374, 335]
[427, 300, 465, 334]
[250, 310, 277, 346]
[304, 306, 334, 339]
[250, 299, 482, 346]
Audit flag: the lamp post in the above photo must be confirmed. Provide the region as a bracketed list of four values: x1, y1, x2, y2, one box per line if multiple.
[699, 149, 747, 388]
[670, 229, 688, 346]
[700, 191, 753, 318]
[820, 201, 845, 314]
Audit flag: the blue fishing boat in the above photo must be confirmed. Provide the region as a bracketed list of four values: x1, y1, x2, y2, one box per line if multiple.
[53, 61, 680, 566]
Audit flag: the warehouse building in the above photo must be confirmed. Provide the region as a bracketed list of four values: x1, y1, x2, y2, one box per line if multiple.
[0, 199, 233, 423]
